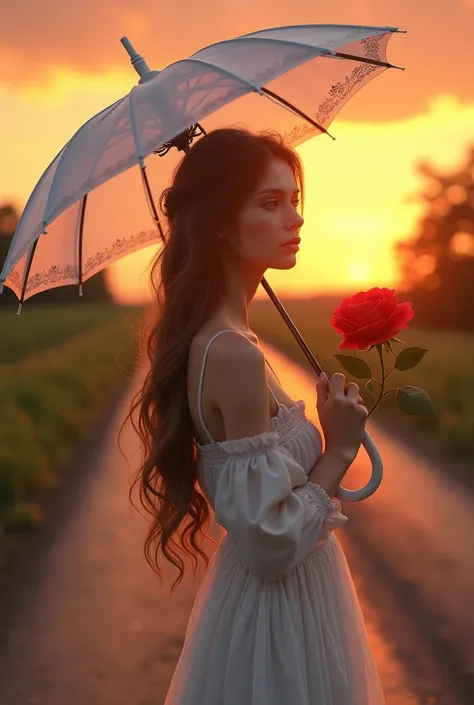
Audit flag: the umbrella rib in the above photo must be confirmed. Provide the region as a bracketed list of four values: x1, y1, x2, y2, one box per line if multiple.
[77, 194, 88, 295]
[128, 83, 167, 242]
[226, 35, 402, 71]
[140, 168, 167, 244]
[193, 24, 400, 55]
[173, 57, 264, 95]
[41, 95, 129, 229]
[260, 87, 335, 140]
[241, 23, 401, 38]
[129, 85, 144, 161]
[192, 37, 336, 61]
[332, 51, 404, 70]
[17, 238, 39, 314]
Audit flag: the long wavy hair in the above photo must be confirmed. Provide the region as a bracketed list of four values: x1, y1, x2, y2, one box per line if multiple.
[124, 126, 305, 595]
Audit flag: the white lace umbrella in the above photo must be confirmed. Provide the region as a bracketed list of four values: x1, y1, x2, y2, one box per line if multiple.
[0, 23, 405, 501]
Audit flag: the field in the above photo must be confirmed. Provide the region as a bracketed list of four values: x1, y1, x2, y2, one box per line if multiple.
[250, 297, 474, 485]
[1, 296, 472, 541]
[0, 303, 145, 536]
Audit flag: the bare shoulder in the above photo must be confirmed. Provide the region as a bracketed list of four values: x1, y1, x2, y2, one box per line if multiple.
[208, 332, 273, 440]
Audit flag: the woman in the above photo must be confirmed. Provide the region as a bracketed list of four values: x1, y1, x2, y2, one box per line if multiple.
[128, 127, 385, 703]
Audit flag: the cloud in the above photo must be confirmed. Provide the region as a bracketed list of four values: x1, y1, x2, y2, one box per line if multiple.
[0, 0, 473, 122]
[0, 1, 149, 84]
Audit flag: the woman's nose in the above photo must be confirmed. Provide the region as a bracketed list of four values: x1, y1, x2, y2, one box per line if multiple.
[290, 213, 304, 230]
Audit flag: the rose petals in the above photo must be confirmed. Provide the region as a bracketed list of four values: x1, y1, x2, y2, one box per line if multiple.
[330, 288, 415, 350]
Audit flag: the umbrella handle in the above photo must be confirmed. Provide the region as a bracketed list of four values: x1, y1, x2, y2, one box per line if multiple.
[334, 430, 383, 502]
[260, 276, 383, 502]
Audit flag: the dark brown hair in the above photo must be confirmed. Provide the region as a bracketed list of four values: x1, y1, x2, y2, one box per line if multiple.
[124, 127, 305, 594]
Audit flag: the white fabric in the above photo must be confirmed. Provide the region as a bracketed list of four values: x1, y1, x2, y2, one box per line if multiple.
[164, 401, 385, 704]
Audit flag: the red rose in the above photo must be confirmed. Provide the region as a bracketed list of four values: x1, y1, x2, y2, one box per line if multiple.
[330, 287, 415, 350]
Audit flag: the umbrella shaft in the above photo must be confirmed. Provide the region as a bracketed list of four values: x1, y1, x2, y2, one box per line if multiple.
[260, 276, 324, 377]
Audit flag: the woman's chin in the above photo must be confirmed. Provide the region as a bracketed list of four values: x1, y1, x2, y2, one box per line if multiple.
[272, 254, 298, 270]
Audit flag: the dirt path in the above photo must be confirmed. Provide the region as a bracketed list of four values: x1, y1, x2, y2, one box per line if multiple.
[0, 347, 471, 704]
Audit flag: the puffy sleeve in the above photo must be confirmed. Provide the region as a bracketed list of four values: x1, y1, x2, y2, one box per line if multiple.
[210, 431, 347, 582]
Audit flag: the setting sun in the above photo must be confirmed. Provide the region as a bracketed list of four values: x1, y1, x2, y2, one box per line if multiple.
[347, 261, 371, 284]
[100, 96, 474, 303]
[2, 2, 474, 306]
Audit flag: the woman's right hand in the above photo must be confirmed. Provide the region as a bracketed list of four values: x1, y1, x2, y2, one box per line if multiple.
[316, 372, 368, 462]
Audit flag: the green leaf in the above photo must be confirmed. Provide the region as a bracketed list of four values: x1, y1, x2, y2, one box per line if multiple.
[394, 346, 429, 371]
[366, 380, 375, 396]
[397, 386, 435, 415]
[334, 354, 372, 379]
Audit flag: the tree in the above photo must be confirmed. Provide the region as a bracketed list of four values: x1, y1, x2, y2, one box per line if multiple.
[395, 146, 474, 330]
[0, 202, 112, 306]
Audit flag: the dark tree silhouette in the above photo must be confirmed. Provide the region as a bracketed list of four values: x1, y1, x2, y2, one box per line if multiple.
[395, 146, 474, 330]
[0, 202, 112, 306]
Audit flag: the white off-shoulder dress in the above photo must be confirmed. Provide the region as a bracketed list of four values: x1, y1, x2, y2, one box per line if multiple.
[164, 330, 385, 705]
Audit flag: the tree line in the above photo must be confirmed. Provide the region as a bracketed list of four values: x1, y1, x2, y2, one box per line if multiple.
[1, 145, 474, 327]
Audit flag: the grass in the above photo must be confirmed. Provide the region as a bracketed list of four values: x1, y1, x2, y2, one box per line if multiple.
[0, 303, 145, 537]
[250, 297, 474, 486]
[0, 303, 132, 364]
[2, 295, 472, 540]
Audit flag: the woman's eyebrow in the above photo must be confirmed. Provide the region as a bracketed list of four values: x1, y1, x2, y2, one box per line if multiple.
[256, 188, 300, 196]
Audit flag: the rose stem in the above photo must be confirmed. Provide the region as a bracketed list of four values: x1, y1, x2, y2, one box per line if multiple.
[367, 343, 386, 417]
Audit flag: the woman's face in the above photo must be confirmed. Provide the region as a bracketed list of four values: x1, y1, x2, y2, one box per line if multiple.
[223, 158, 304, 271]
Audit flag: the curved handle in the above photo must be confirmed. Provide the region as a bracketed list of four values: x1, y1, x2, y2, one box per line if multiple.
[334, 429, 383, 502]
[259, 276, 384, 503]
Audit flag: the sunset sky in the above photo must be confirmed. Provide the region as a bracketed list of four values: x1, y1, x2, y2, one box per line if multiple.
[1, 0, 473, 302]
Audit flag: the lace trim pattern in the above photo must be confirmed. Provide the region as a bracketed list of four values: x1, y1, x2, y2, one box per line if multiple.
[283, 35, 384, 145]
[5, 228, 159, 296]
[4, 268, 22, 291]
[296, 482, 334, 512]
[361, 34, 383, 61]
[197, 400, 308, 463]
[196, 430, 280, 460]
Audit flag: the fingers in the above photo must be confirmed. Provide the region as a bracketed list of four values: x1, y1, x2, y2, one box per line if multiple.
[316, 372, 328, 390]
[318, 372, 365, 404]
[316, 373, 328, 407]
[329, 372, 345, 396]
[345, 381, 360, 401]
[328, 373, 359, 400]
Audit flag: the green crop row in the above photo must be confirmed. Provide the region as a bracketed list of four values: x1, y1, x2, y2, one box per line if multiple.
[0, 307, 145, 536]
[0, 303, 135, 364]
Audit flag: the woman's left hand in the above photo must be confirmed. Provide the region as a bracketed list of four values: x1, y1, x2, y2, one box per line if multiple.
[344, 383, 366, 407]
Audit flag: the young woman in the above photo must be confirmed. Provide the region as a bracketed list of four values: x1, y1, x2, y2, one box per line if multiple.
[129, 127, 385, 704]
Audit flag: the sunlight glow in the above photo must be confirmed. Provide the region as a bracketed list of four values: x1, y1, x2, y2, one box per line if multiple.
[106, 96, 474, 302]
[2, 71, 474, 304]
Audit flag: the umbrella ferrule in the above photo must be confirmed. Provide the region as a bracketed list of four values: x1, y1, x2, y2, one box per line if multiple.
[121, 36, 159, 82]
[138, 70, 160, 84]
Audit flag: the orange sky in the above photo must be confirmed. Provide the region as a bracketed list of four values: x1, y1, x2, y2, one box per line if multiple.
[1, 0, 473, 302]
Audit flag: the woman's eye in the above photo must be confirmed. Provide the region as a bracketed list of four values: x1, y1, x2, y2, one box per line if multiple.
[264, 200, 300, 209]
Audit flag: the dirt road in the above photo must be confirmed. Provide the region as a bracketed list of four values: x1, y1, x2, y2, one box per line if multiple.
[0, 344, 471, 704]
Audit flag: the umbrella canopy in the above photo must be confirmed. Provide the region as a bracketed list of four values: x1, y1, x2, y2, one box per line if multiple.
[0, 23, 406, 502]
[0, 23, 403, 306]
